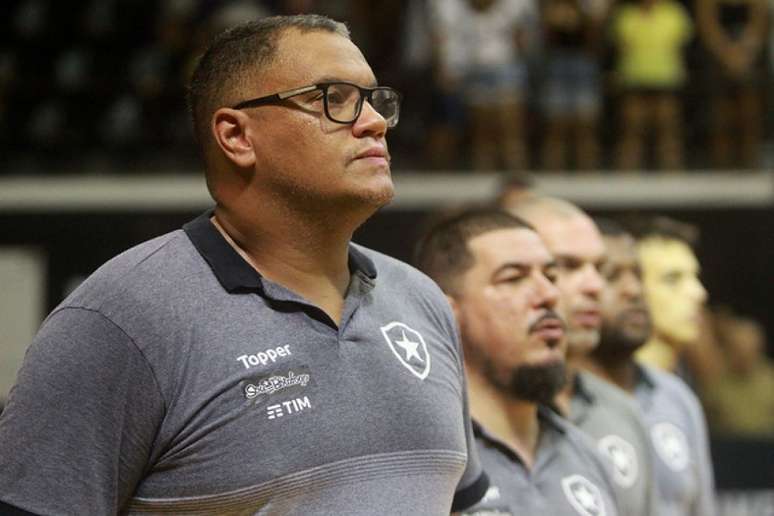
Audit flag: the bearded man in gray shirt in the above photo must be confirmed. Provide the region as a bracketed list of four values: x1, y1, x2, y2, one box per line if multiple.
[586, 218, 716, 516]
[417, 208, 622, 516]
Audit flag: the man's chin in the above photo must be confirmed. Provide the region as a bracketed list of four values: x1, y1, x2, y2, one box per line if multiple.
[567, 328, 600, 356]
[503, 360, 567, 404]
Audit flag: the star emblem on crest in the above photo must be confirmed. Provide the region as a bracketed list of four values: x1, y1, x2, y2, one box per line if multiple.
[380, 322, 431, 380]
[651, 422, 690, 472]
[562, 475, 606, 516]
[598, 434, 639, 488]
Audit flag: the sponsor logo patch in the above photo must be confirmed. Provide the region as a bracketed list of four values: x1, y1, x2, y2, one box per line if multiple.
[266, 396, 312, 420]
[241, 366, 313, 405]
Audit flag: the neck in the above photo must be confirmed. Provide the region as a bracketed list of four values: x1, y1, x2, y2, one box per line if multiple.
[580, 353, 639, 393]
[636, 335, 678, 372]
[553, 363, 577, 417]
[466, 367, 541, 469]
[212, 200, 366, 325]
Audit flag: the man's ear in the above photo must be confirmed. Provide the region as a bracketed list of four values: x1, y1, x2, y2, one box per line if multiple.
[212, 108, 257, 168]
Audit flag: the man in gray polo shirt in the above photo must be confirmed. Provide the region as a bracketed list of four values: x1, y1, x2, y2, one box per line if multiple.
[506, 196, 657, 516]
[0, 15, 486, 515]
[416, 208, 621, 516]
[587, 218, 716, 516]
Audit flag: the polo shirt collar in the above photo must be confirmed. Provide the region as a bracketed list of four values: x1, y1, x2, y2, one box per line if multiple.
[635, 363, 656, 391]
[472, 404, 566, 465]
[183, 210, 378, 294]
[574, 371, 596, 404]
[472, 404, 566, 441]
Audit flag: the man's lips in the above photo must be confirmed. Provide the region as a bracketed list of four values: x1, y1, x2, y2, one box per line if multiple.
[573, 310, 601, 328]
[620, 307, 649, 326]
[530, 314, 566, 343]
[353, 146, 390, 162]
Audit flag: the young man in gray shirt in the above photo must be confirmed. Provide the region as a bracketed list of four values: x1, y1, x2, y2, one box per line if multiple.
[506, 196, 657, 516]
[0, 15, 487, 515]
[587, 218, 716, 516]
[417, 208, 621, 516]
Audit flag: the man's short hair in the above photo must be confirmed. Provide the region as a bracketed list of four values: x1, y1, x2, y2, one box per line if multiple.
[630, 215, 700, 248]
[594, 217, 630, 238]
[414, 207, 534, 295]
[187, 14, 350, 153]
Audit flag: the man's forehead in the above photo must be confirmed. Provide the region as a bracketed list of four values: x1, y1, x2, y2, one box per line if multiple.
[469, 228, 553, 266]
[538, 215, 605, 262]
[604, 235, 638, 261]
[272, 28, 374, 85]
[639, 238, 698, 272]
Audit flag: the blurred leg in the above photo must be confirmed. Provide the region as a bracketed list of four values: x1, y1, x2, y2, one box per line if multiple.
[654, 93, 684, 171]
[499, 100, 528, 171]
[575, 112, 600, 171]
[737, 85, 763, 169]
[616, 93, 648, 170]
[470, 104, 499, 170]
[710, 92, 734, 168]
[542, 116, 570, 171]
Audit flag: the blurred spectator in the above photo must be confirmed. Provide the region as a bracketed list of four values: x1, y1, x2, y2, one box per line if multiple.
[702, 309, 774, 437]
[496, 171, 536, 207]
[538, 0, 609, 171]
[697, 0, 767, 169]
[429, 0, 537, 171]
[635, 217, 708, 374]
[610, 0, 693, 170]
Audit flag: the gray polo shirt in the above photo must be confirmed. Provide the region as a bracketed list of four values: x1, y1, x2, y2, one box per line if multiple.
[0, 212, 487, 515]
[634, 364, 716, 516]
[460, 407, 621, 516]
[570, 371, 657, 516]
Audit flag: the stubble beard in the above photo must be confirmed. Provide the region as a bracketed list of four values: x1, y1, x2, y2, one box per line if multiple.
[595, 315, 650, 363]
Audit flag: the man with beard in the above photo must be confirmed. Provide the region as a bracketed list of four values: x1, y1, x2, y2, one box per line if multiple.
[587, 219, 716, 516]
[505, 196, 656, 516]
[416, 208, 622, 515]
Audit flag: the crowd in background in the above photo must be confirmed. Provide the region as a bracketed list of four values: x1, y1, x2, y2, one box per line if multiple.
[1, 0, 774, 172]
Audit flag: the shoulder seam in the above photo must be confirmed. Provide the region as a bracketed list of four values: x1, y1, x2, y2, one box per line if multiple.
[48, 306, 169, 416]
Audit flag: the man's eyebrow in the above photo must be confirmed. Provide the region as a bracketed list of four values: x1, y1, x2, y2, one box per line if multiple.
[492, 262, 529, 276]
[311, 76, 379, 87]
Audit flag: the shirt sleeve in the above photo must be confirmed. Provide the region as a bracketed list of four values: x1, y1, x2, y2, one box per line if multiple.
[686, 389, 717, 516]
[450, 317, 489, 512]
[0, 307, 165, 516]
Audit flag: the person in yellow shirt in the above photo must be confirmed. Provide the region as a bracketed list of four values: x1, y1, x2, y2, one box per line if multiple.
[611, 0, 693, 170]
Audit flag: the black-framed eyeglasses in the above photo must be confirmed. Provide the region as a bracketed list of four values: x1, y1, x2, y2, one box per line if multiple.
[231, 81, 402, 128]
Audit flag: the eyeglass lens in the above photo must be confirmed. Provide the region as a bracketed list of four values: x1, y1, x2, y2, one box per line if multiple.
[325, 83, 399, 127]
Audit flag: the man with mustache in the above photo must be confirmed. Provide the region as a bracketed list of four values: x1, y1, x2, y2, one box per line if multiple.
[417, 208, 622, 515]
[587, 218, 716, 516]
[506, 196, 656, 516]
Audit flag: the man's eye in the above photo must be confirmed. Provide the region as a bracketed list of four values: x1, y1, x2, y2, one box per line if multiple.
[558, 259, 581, 271]
[663, 272, 682, 285]
[327, 92, 347, 105]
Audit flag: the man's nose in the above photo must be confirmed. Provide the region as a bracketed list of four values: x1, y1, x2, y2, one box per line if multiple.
[352, 100, 387, 138]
